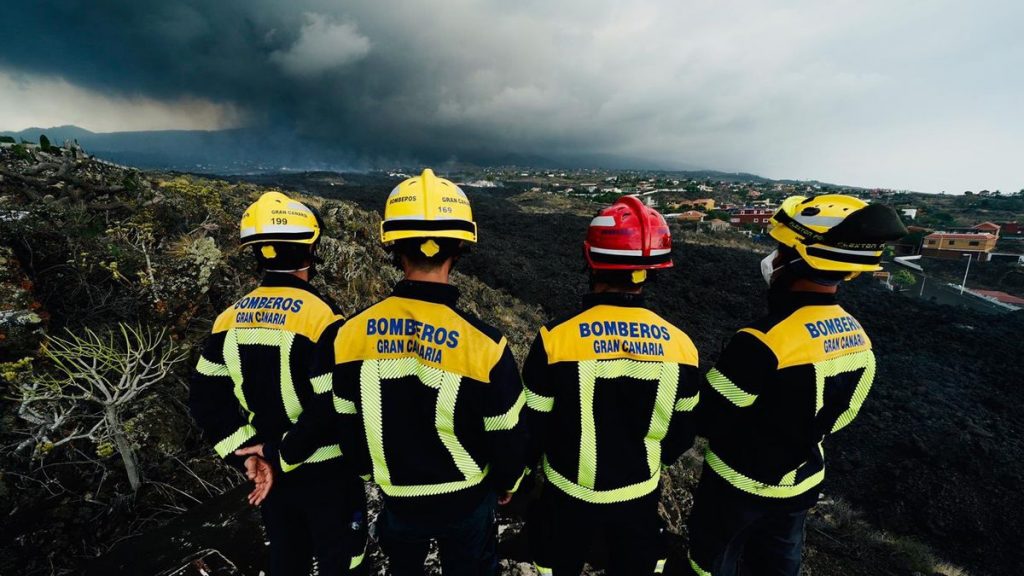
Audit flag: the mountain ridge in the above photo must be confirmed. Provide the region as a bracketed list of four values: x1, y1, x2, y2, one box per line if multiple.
[1, 125, 854, 188]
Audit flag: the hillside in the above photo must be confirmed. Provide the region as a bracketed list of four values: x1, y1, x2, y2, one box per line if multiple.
[0, 148, 541, 575]
[2, 150, 1020, 575]
[0, 126, 700, 175]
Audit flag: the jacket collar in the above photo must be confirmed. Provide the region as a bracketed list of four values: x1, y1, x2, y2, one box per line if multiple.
[392, 280, 461, 306]
[582, 291, 647, 309]
[260, 271, 312, 290]
[768, 289, 838, 314]
[260, 272, 337, 311]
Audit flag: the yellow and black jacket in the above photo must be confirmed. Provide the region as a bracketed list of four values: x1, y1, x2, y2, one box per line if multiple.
[188, 273, 345, 471]
[522, 292, 700, 504]
[292, 280, 527, 517]
[698, 291, 876, 508]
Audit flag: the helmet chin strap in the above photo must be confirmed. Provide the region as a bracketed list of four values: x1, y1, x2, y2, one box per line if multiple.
[768, 257, 842, 290]
[264, 245, 318, 277]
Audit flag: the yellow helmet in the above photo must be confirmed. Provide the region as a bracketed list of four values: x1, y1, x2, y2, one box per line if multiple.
[380, 169, 477, 245]
[769, 194, 907, 273]
[239, 192, 321, 247]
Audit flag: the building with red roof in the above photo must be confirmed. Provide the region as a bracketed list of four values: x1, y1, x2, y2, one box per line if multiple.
[999, 222, 1020, 235]
[921, 231, 998, 261]
[677, 210, 707, 222]
[729, 207, 774, 230]
[972, 222, 1001, 235]
[970, 289, 1024, 308]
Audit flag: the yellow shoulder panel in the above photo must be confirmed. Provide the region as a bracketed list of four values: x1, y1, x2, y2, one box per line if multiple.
[543, 305, 698, 365]
[213, 286, 342, 342]
[335, 297, 504, 383]
[740, 305, 872, 369]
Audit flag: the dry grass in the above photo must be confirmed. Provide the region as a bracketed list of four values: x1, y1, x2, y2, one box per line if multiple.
[672, 225, 768, 253]
[932, 562, 972, 576]
[812, 497, 972, 576]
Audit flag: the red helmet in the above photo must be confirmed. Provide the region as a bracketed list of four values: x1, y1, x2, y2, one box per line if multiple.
[583, 195, 673, 271]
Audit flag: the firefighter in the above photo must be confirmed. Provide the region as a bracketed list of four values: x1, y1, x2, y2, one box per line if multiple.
[522, 195, 701, 575]
[301, 169, 527, 576]
[687, 195, 907, 576]
[188, 192, 367, 575]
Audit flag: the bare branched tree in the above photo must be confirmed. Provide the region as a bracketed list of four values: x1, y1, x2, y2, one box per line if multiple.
[14, 323, 186, 492]
[108, 223, 162, 306]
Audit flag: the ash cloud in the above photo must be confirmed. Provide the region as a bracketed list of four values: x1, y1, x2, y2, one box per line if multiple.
[2, 1, 1023, 191]
[269, 14, 371, 78]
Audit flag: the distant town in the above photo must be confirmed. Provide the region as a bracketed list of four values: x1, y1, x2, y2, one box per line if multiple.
[417, 165, 1024, 310]
[5, 133, 1022, 310]
[410, 166, 1022, 242]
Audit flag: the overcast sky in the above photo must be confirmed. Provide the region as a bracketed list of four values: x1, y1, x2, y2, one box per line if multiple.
[1, 0, 1021, 193]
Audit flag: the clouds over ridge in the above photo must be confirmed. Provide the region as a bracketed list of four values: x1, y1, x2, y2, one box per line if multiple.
[1, 0, 1022, 191]
[270, 14, 371, 77]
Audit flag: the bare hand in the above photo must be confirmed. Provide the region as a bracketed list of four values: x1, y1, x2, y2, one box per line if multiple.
[497, 491, 514, 506]
[242, 456, 274, 505]
[235, 444, 266, 459]
[237, 446, 273, 506]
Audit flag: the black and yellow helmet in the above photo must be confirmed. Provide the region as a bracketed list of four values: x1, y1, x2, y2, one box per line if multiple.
[380, 169, 477, 245]
[240, 192, 321, 248]
[769, 195, 907, 273]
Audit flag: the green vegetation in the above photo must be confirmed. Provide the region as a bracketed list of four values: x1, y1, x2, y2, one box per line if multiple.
[891, 269, 917, 289]
[13, 324, 185, 492]
[38, 134, 51, 151]
[0, 135, 15, 143]
[10, 144, 31, 160]
[918, 209, 957, 229]
[591, 190, 628, 204]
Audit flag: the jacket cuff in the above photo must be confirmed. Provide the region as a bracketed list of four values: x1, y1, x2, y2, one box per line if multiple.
[261, 440, 282, 473]
[222, 452, 249, 472]
[222, 433, 265, 472]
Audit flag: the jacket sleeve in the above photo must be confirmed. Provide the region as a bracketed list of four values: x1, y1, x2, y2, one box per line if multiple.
[331, 333, 372, 479]
[697, 330, 777, 441]
[483, 343, 529, 493]
[520, 333, 553, 472]
[660, 363, 701, 467]
[272, 320, 346, 473]
[188, 331, 261, 471]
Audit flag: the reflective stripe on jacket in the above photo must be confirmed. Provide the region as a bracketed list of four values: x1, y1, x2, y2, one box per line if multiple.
[188, 273, 344, 470]
[698, 291, 875, 505]
[523, 292, 700, 504]
[313, 280, 527, 517]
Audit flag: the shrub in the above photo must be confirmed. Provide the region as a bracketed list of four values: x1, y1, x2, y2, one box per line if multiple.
[10, 144, 31, 160]
[891, 269, 917, 289]
[13, 324, 185, 492]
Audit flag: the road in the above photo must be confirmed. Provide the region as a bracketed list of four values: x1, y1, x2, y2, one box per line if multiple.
[899, 270, 1012, 314]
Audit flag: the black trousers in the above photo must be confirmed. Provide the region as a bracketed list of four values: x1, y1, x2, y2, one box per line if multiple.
[686, 475, 807, 576]
[259, 459, 368, 576]
[376, 491, 498, 576]
[529, 487, 668, 576]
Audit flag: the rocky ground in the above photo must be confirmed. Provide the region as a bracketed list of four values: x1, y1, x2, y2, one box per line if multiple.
[0, 153, 540, 575]
[2, 158, 1019, 575]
